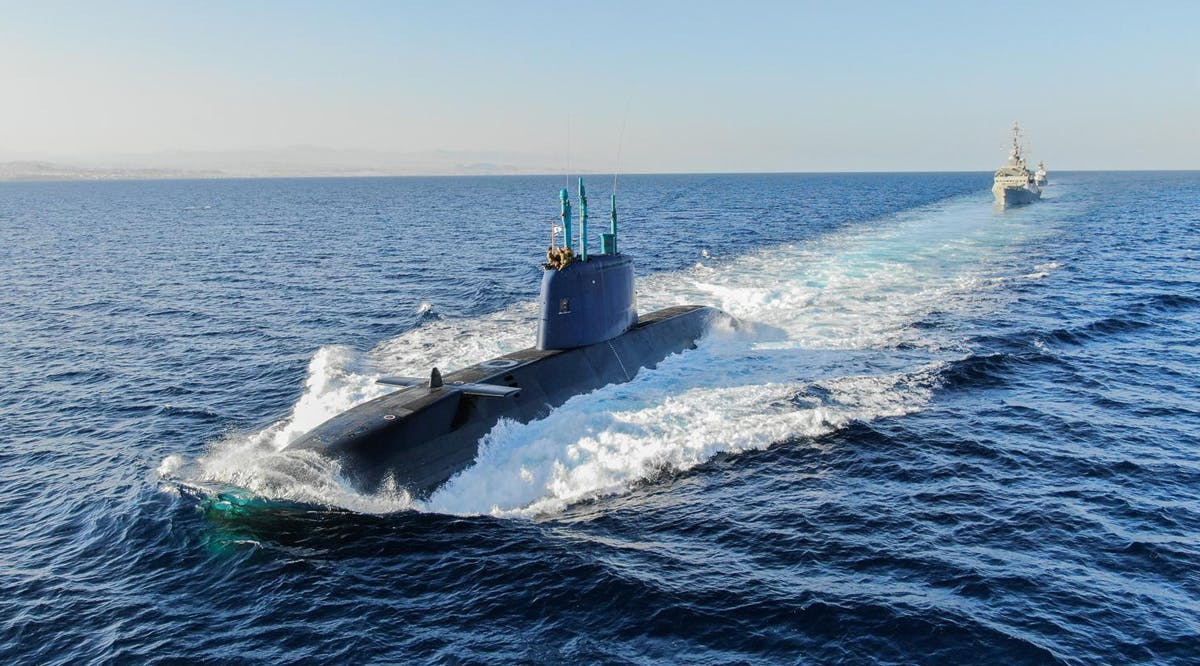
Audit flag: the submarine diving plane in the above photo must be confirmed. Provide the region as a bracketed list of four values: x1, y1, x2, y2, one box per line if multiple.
[288, 180, 723, 499]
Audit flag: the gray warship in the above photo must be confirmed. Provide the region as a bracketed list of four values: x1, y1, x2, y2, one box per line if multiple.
[992, 122, 1042, 207]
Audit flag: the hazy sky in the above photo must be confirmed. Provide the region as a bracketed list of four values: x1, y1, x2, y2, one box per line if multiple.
[2, 0, 1197, 172]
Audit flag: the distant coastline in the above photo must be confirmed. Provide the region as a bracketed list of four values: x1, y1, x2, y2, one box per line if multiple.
[0, 160, 225, 182]
[0, 147, 562, 182]
[0, 159, 536, 182]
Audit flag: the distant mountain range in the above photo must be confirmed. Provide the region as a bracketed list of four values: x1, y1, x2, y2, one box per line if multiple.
[0, 146, 574, 181]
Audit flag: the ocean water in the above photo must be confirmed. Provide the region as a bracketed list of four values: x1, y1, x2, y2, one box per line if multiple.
[1, 172, 1197, 664]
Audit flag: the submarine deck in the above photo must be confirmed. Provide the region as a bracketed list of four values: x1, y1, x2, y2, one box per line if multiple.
[290, 304, 719, 496]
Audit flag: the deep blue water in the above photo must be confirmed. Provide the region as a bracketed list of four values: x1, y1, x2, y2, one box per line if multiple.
[1, 172, 1197, 664]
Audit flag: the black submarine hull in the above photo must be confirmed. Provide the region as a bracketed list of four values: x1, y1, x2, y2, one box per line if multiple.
[288, 305, 721, 498]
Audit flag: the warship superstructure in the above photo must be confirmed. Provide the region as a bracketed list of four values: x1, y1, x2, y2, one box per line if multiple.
[992, 122, 1042, 207]
[288, 180, 723, 499]
[1034, 160, 1048, 186]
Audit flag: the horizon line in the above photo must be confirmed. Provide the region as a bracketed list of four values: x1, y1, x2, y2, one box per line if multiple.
[2, 167, 1197, 184]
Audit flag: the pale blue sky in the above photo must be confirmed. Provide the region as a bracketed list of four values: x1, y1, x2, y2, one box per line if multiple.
[1, 0, 1197, 172]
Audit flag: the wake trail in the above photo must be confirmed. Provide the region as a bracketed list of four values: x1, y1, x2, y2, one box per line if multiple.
[163, 190, 1072, 515]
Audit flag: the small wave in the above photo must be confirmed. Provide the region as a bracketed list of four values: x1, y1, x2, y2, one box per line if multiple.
[936, 353, 1014, 390]
[1041, 315, 1153, 347]
[1081, 315, 1153, 337]
[155, 404, 221, 419]
[1139, 292, 1200, 312]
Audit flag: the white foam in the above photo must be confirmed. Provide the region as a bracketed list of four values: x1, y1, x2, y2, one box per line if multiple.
[166, 189, 1070, 516]
[267, 345, 394, 450]
[159, 345, 414, 513]
[425, 343, 943, 517]
[157, 454, 183, 477]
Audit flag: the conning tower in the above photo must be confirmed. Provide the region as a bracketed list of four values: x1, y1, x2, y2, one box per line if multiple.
[537, 179, 637, 350]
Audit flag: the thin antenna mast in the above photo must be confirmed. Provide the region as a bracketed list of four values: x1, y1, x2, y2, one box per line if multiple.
[612, 97, 631, 195]
[608, 97, 632, 256]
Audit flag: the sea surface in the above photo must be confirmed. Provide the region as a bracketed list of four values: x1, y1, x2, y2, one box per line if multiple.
[1, 172, 1197, 664]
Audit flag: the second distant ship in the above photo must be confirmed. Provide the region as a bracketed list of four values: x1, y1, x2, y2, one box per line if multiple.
[1035, 160, 1048, 186]
[992, 122, 1041, 207]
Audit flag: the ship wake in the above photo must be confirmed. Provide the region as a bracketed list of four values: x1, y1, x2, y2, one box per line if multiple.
[161, 190, 1072, 516]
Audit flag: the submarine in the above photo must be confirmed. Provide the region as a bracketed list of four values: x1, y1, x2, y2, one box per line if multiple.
[287, 179, 723, 499]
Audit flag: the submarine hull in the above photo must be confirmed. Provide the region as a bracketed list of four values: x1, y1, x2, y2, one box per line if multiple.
[288, 305, 721, 498]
